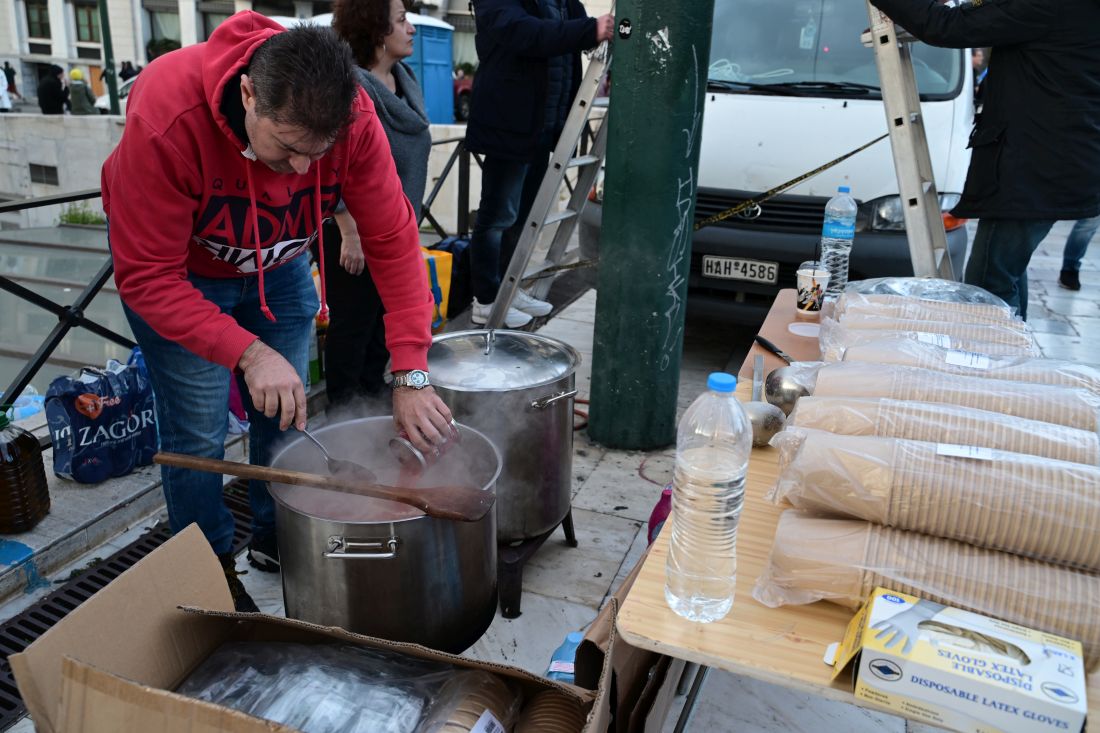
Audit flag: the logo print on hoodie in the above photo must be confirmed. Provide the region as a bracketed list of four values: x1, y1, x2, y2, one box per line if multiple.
[191, 183, 340, 274]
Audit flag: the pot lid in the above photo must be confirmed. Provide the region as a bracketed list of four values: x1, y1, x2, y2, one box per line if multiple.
[428, 330, 580, 391]
[267, 418, 501, 524]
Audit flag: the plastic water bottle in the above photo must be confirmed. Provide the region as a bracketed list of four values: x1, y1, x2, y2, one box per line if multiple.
[664, 373, 751, 623]
[546, 631, 585, 684]
[0, 387, 45, 421]
[820, 186, 858, 296]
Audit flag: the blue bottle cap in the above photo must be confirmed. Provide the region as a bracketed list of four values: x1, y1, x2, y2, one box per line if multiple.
[838, 185, 851, 193]
[707, 372, 737, 393]
[566, 631, 585, 644]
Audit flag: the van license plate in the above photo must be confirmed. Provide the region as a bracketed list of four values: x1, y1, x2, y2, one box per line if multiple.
[701, 256, 778, 284]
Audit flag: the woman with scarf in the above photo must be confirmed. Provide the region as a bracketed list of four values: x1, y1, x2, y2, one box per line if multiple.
[326, 0, 431, 406]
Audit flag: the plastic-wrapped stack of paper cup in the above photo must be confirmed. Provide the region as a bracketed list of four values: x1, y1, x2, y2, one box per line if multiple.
[754, 277, 1100, 669]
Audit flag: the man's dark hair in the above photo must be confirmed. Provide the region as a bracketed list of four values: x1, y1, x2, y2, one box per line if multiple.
[249, 25, 358, 142]
[332, 0, 412, 69]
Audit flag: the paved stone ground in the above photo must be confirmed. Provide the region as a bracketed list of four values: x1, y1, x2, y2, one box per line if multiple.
[1022, 220, 1100, 363]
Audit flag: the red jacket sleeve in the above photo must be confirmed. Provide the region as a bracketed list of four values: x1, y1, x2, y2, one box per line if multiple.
[340, 105, 433, 372]
[103, 115, 258, 369]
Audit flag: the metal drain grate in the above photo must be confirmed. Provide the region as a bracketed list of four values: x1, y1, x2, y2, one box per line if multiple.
[0, 480, 254, 730]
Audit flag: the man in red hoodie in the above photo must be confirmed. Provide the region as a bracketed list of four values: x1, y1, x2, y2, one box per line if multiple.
[102, 13, 452, 611]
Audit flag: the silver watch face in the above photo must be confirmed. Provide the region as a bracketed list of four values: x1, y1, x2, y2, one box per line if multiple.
[405, 370, 430, 388]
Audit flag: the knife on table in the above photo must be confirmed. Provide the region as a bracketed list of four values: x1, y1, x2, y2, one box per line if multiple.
[754, 335, 793, 365]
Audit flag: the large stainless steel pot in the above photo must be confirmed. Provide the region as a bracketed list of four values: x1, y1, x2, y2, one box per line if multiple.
[428, 330, 580, 542]
[269, 417, 500, 654]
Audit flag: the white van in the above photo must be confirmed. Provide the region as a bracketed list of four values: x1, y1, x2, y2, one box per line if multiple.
[581, 0, 973, 320]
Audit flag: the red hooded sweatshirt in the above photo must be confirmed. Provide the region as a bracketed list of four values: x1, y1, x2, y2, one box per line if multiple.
[102, 12, 431, 372]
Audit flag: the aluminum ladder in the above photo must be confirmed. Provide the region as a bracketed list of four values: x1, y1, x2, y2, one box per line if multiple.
[862, 2, 955, 279]
[485, 42, 611, 329]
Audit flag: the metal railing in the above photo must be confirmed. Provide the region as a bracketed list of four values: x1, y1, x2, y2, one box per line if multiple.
[0, 135, 477, 415]
[0, 189, 134, 409]
[421, 137, 478, 238]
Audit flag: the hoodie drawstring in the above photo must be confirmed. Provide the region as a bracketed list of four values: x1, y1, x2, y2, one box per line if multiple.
[244, 162, 276, 322]
[243, 161, 331, 324]
[314, 167, 330, 322]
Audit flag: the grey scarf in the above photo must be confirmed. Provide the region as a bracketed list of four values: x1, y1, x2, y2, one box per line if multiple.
[355, 63, 432, 219]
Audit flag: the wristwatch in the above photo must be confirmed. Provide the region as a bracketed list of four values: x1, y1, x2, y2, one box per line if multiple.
[392, 369, 431, 389]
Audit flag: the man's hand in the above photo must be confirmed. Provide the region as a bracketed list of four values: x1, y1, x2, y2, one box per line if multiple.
[392, 385, 455, 454]
[595, 13, 615, 43]
[335, 210, 365, 276]
[238, 340, 307, 431]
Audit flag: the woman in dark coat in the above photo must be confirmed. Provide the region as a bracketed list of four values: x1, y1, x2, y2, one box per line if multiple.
[325, 0, 432, 406]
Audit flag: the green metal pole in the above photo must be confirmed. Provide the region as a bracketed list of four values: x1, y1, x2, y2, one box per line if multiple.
[98, 0, 120, 115]
[588, 1, 715, 449]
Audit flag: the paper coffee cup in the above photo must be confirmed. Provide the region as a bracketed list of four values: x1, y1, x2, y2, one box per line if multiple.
[796, 265, 830, 315]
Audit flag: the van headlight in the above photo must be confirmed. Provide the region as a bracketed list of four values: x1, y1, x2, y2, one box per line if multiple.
[859, 194, 965, 232]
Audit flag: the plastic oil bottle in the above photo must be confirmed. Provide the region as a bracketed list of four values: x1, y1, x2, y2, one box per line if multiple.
[0, 407, 51, 533]
[664, 373, 751, 623]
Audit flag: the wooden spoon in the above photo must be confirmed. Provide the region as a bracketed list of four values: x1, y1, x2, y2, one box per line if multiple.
[154, 452, 494, 523]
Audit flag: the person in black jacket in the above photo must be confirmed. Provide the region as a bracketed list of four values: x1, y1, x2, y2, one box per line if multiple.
[465, 0, 613, 327]
[37, 65, 68, 115]
[869, 0, 1100, 319]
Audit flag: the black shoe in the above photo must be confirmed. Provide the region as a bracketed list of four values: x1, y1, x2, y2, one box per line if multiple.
[219, 554, 260, 613]
[1060, 269, 1082, 291]
[247, 533, 280, 573]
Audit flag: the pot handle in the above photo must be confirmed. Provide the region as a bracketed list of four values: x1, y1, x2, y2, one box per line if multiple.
[324, 535, 399, 560]
[530, 389, 578, 410]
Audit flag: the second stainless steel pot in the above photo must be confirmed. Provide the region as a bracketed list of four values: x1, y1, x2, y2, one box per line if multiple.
[428, 329, 580, 542]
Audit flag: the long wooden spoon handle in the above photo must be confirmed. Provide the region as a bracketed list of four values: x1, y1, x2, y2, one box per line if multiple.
[155, 452, 329, 487]
[152, 452, 493, 523]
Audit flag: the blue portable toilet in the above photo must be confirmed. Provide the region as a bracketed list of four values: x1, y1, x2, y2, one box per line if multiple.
[281, 12, 455, 124]
[408, 13, 455, 124]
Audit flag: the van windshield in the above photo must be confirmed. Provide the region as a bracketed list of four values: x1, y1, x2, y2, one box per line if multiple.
[709, 0, 963, 99]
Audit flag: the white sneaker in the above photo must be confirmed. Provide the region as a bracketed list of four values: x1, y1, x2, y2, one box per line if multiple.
[512, 289, 553, 317]
[471, 298, 532, 328]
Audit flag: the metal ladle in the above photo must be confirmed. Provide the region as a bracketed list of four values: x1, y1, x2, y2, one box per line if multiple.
[743, 355, 786, 447]
[299, 426, 378, 482]
[764, 365, 811, 416]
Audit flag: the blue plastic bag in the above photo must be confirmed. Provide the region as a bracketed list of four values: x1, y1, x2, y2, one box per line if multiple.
[45, 360, 158, 483]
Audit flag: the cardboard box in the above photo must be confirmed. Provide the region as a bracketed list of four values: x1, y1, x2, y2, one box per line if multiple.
[576, 547, 685, 733]
[11, 525, 613, 733]
[830, 587, 1087, 733]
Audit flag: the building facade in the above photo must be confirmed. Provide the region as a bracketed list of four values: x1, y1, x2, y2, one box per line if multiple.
[0, 0, 339, 100]
[1, 0, 613, 100]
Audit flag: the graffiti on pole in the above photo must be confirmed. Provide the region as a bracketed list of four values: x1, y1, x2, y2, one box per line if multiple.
[659, 44, 703, 372]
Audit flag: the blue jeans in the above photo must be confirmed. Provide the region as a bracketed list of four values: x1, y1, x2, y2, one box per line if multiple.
[1062, 215, 1100, 272]
[123, 256, 318, 556]
[470, 155, 531, 304]
[964, 218, 1056, 320]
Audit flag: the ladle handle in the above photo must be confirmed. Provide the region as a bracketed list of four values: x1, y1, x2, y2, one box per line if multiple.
[752, 355, 764, 402]
[298, 427, 332, 461]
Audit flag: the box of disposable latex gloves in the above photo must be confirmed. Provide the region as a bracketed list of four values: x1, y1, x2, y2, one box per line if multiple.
[827, 588, 1086, 733]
